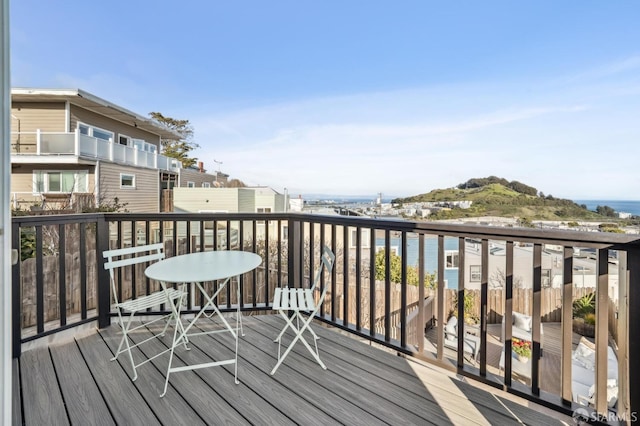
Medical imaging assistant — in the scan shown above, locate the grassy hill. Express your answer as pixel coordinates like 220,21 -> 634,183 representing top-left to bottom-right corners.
393,181 -> 605,221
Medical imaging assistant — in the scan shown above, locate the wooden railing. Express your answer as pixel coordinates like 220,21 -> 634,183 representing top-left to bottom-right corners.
11,211 -> 640,422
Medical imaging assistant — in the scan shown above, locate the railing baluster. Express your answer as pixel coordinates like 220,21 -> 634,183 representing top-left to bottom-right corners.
436,235 -> 444,361
595,248 -> 609,415
58,224 -> 66,327
343,225 -> 349,326
532,243 -> 542,395
480,238 -> 488,376
504,241 -> 514,386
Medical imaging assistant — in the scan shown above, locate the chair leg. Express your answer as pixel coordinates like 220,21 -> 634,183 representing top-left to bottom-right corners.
113,313 -> 140,382
271,312 -> 326,375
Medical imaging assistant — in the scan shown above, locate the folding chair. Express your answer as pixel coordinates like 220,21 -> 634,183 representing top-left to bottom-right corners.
103,243 -> 188,381
271,245 -> 335,375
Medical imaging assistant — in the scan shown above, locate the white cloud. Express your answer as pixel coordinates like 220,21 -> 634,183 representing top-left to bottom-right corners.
191,56 -> 640,200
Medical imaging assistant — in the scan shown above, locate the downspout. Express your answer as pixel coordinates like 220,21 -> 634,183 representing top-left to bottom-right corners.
64,100 -> 70,132
95,160 -> 100,208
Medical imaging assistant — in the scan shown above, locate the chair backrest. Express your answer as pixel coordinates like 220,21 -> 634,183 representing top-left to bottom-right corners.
103,243 -> 165,304
309,246 -> 336,300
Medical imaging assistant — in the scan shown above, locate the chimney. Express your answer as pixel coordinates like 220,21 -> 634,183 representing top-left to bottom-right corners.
198,161 -> 204,173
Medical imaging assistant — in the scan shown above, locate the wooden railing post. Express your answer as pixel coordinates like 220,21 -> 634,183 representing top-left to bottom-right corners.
627,248 -> 640,420
96,214 -> 111,328
287,216 -> 301,289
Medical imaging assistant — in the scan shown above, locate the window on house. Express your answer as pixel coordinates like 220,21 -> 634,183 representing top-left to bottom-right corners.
202,182 -> 211,188
187,181 -> 195,188
33,170 -> 88,193
118,135 -> 131,146
257,207 -> 272,213
349,228 -> 371,248
78,123 -> 114,142
542,269 -> 552,287
445,251 -> 459,269
120,174 -> 136,188
470,265 -> 481,282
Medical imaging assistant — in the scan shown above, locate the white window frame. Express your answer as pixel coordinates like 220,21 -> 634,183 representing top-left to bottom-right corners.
120,173 -> 136,189
257,207 -> 272,213
349,228 -> 371,248
32,170 -> 88,194
187,181 -> 195,188
118,134 -> 132,147
202,182 -> 211,188
542,268 -> 552,287
78,122 -> 114,142
470,265 -> 481,282
445,250 -> 459,269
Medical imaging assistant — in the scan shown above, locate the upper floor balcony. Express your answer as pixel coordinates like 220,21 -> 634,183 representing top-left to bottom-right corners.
10,212 -> 640,424
10,129 -> 182,172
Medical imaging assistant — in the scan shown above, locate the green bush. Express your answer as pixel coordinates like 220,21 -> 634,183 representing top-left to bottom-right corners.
573,292 -> 595,318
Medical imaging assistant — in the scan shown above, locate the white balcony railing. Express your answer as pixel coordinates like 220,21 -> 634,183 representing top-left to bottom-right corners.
11,129 -> 182,172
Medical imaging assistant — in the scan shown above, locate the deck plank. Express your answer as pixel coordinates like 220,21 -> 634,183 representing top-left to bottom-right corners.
99,326 -> 212,426
145,321 -> 298,426
246,317 -> 442,425
12,359 -> 22,426
186,318 -> 359,425
49,341 -> 115,426
20,347 -> 69,425
76,332 -> 161,425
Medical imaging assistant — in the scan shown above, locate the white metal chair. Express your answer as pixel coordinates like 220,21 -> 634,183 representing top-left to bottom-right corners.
103,243 -> 188,382
270,245 -> 335,375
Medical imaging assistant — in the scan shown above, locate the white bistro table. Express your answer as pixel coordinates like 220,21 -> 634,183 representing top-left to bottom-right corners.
145,250 -> 262,397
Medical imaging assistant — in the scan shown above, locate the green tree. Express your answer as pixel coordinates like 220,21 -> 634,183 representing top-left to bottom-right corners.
595,205 -> 616,217
374,249 -> 435,287
149,112 -> 199,168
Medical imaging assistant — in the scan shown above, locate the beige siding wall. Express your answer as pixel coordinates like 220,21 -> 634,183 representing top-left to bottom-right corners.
238,190 -> 255,212
178,168 -> 218,188
173,188 -> 257,213
11,102 -> 67,153
253,188 -> 286,212
70,105 -> 161,147
98,162 -> 159,212
11,102 -> 67,132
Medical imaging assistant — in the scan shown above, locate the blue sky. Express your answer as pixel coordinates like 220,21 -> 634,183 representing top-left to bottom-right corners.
10,1 -> 640,200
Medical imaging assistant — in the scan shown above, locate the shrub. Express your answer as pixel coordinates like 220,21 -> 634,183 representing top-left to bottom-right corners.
573,292 -> 595,318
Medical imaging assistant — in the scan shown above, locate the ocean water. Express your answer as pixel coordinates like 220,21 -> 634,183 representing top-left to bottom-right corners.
574,200 -> 640,216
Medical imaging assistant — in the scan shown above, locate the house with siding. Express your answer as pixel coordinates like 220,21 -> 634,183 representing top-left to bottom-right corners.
10,88 -> 183,213
173,186 -> 289,244
176,162 -> 228,189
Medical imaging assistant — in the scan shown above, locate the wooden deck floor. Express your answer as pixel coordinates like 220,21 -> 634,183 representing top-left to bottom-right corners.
13,315 -> 572,425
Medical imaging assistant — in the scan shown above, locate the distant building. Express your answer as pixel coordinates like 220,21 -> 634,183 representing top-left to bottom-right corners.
289,195 -> 304,212
173,186 -> 288,214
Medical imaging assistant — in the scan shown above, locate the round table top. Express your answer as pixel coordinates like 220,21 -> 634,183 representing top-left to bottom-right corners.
144,250 -> 262,283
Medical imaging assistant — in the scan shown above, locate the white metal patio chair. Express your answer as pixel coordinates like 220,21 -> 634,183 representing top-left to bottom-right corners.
270,245 -> 335,375
103,243 -> 188,382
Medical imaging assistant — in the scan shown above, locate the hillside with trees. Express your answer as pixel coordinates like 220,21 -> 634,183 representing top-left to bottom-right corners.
392,177 -> 611,221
